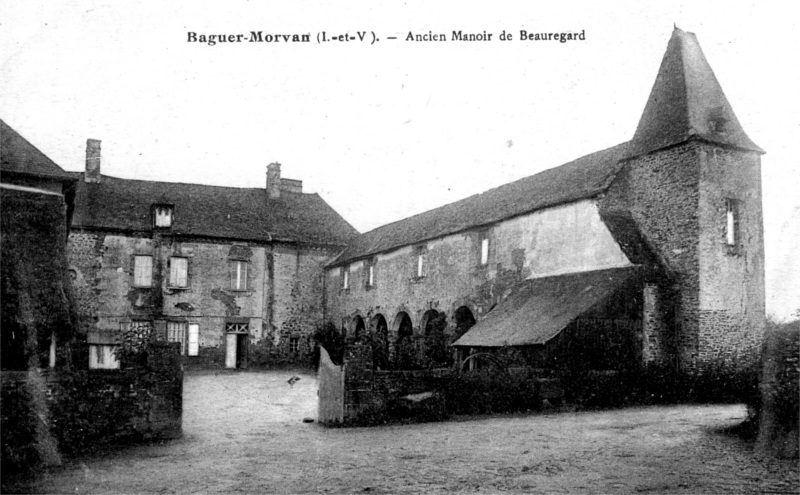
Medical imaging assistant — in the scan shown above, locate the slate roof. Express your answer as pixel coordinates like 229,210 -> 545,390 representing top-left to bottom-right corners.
451,266 -> 641,347
331,142 -> 630,266
70,173 -> 359,246
623,27 -> 763,160
0,119 -> 75,181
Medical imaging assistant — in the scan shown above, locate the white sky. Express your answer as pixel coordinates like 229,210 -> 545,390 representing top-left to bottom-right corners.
1,1 -> 798,320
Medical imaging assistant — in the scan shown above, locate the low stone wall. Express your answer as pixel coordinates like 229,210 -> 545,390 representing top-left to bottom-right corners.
47,342 -> 183,454
1,342 -> 182,471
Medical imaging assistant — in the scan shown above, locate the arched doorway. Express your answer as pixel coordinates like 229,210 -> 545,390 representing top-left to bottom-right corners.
393,312 -> 414,369
351,315 -> 366,341
454,306 -> 476,339
454,306 -> 477,366
371,314 -> 389,370
422,309 -> 449,367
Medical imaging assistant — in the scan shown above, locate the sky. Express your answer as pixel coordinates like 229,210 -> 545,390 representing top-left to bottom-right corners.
1,1 -> 798,320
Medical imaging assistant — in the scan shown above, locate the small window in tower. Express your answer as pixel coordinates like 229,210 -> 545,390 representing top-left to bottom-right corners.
289,337 -> 300,353
725,198 -> 740,252
342,265 -> 350,290
153,205 -> 174,228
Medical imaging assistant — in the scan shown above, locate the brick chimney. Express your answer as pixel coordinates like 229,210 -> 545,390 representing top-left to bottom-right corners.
85,139 -> 101,183
267,162 -> 281,199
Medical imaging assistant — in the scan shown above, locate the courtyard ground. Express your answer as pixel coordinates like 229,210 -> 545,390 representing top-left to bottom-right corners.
11,370 -> 798,494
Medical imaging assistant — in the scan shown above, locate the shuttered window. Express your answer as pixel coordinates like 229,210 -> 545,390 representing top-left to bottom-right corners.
169,257 -> 188,288
133,255 -> 153,287
167,322 -> 187,355
230,261 -> 248,291
187,324 -> 199,356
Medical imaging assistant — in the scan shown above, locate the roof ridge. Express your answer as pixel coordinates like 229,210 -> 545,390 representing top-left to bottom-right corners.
358,141 -> 629,239
71,171 -> 318,194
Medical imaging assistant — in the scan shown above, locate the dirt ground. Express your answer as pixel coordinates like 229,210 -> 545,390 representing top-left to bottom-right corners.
13,370 -> 799,494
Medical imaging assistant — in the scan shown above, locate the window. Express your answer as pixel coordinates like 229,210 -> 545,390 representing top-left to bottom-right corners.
167,321 -> 187,355
415,247 -> 426,278
230,260 -> 248,291
89,345 -> 120,369
226,322 -> 249,333
366,259 -> 375,288
725,198 -> 739,247
133,255 -> 153,287
187,324 -> 199,356
289,337 -> 300,353
169,257 -> 188,288
342,266 -> 350,290
153,205 -> 173,228
480,233 -> 490,266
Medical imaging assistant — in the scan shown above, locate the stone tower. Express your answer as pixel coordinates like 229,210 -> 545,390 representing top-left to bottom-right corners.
613,27 -> 766,369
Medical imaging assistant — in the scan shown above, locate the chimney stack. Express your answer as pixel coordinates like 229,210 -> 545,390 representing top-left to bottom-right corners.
85,139 -> 101,183
267,162 -> 281,199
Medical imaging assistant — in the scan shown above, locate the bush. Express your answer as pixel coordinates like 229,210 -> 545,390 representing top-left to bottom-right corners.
442,368 -> 541,415
758,314 -> 800,457
554,358 -> 761,410
313,322 -> 345,366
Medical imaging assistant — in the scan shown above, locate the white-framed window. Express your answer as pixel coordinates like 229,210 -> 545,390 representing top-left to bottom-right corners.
480,235 -> 490,266
167,321 -> 187,355
342,266 -> 350,290
89,344 -> 120,369
154,205 -> 173,228
289,337 -> 300,353
187,324 -> 199,356
230,260 -> 248,291
133,255 -> 153,287
169,257 -> 188,288
416,247 -> 426,278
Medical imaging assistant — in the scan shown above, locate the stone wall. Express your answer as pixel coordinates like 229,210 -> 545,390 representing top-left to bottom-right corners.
606,141 -> 765,369
696,146 -> 765,362
45,342 -> 183,453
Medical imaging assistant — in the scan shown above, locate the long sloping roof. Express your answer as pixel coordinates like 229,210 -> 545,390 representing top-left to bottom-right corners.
0,119 -> 75,181
451,266 -> 640,348
70,173 -> 359,245
623,27 -> 763,160
332,142 -> 630,265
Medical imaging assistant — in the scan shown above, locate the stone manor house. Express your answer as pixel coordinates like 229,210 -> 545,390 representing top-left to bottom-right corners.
2,27 -> 765,372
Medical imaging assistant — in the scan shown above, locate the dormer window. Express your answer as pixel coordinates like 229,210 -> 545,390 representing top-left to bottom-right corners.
153,205 -> 174,228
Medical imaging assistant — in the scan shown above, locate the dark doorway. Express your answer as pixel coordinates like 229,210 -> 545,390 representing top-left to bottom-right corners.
394,312 -> 414,369
371,314 -> 389,370
236,334 -> 249,368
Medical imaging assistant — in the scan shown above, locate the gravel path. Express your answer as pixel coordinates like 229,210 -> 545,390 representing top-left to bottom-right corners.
17,370 -> 798,494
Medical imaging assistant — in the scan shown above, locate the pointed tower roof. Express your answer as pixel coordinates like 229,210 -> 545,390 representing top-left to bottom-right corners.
623,27 -> 763,160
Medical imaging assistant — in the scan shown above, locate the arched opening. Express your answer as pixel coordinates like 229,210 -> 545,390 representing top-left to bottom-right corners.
351,315 -> 366,341
393,312 -> 414,369
454,306 -> 476,339
422,309 -> 450,367
371,314 -> 389,370
454,306 -> 477,366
